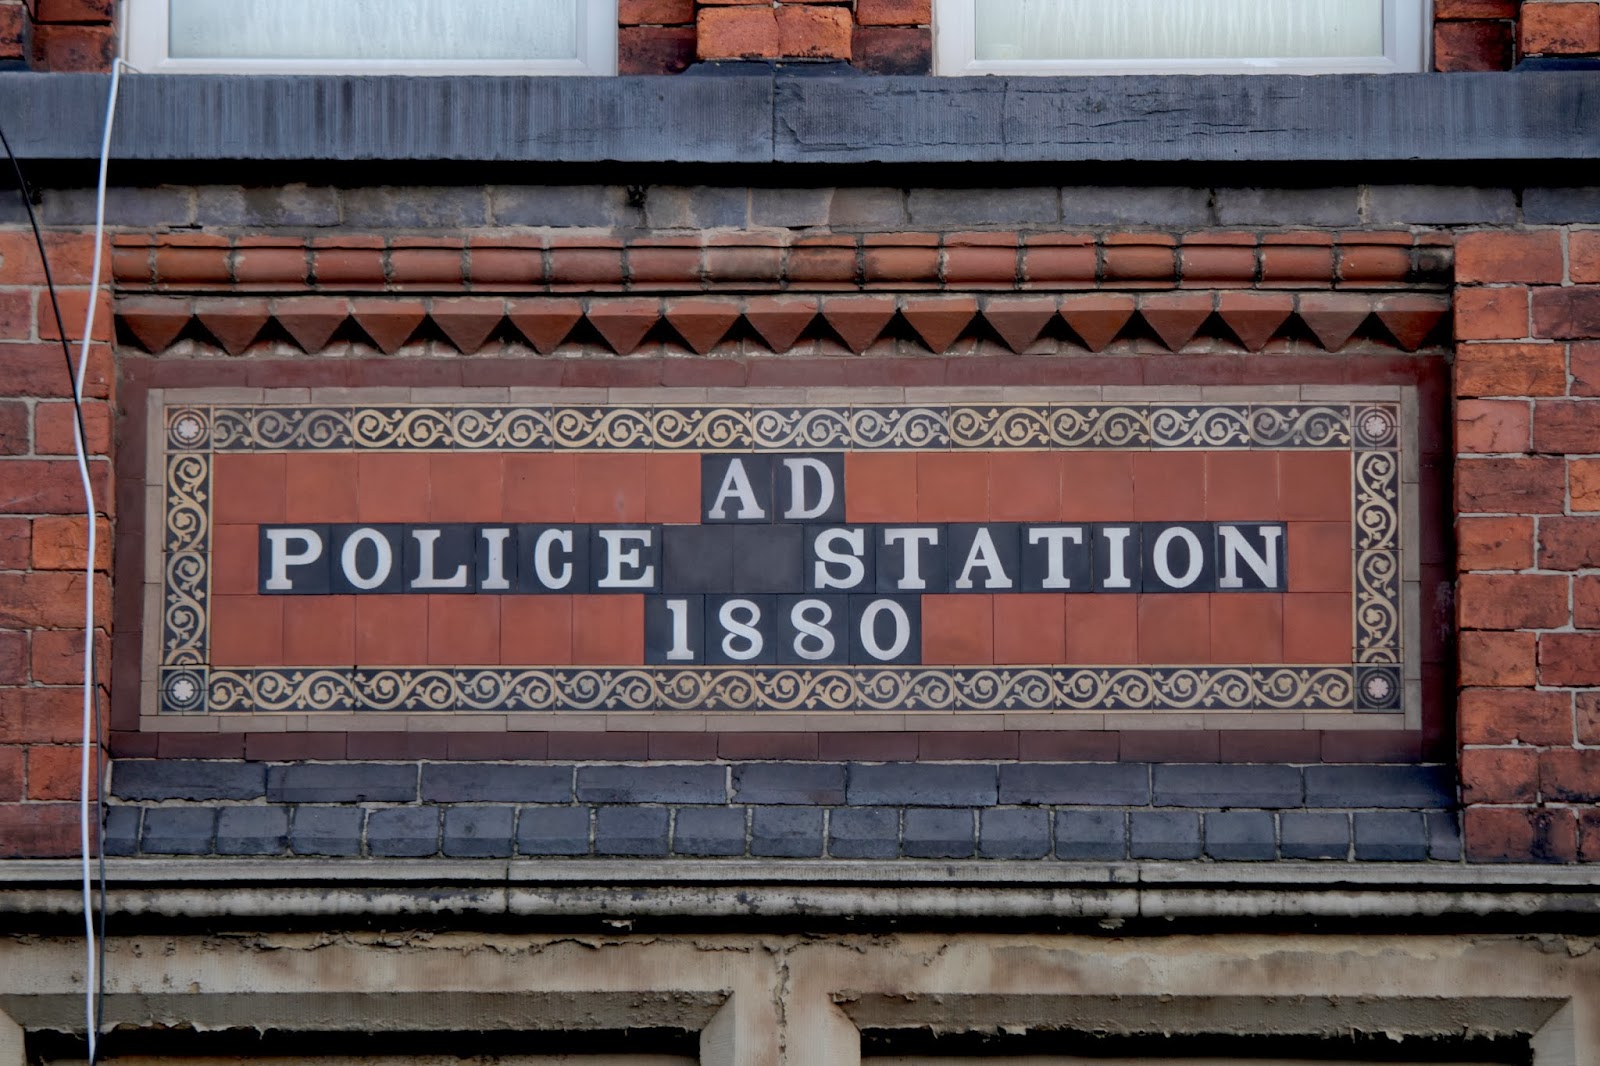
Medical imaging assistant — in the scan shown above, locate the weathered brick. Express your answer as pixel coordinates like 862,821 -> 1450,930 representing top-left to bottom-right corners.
1458,573 -> 1570,630
1455,286 -> 1529,340
847,763 -> 996,807
1432,19 -> 1515,71
1203,810 -> 1276,861
1367,186 -> 1515,225
902,807 -> 975,859
1460,688 -> 1573,746
1153,764 -> 1302,809
1533,400 -> 1600,453
365,806 -> 439,858
1129,811 -> 1201,859
1533,285 -> 1600,339
517,807 -> 590,856
673,807 -> 746,856
31,516 -> 111,571
442,806 -> 514,858
1521,1 -> 1600,53
101,806 -> 141,856
775,4 -> 852,59
492,186 -> 639,228
1465,806 -> 1577,863
1051,809 -> 1124,861
0,460 -> 112,517
697,6 -> 780,58
1458,516 -> 1535,570
1572,231 -> 1600,284
576,764 -> 726,804
1353,811 -> 1429,861
215,806 -> 290,856
750,807 -> 823,858
1577,458 -> 1600,512
1456,457 -> 1567,514
851,25 -> 931,74
1540,632 -> 1600,685
999,763 -> 1149,806
1525,187 -> 1600,224
26,745 -> 84,801
141,807 -> 215,855
619,0 -> 693,25
1459,630 -> 1538,686
420,763 -> 571,804
0,802 -> 79,857
1214,187 -> 1359,227
906,188 -> 1058,228
1456,230 -> 1565,283
1455,398 -> 1530,454
1540,748 -> 1600,802
750,188 -> 832,229
618,24 -> 697,74
1279,811 -> 1349,859
267,763 -> 416,803
1303,765 -> 1455,808
732,763 -> 845,805
594,807 -> 669,857
856,0 -> 930,25
1576,574 -> 1600,628
112,759 -> 265,801
1461,748 -> 1540,804
977,808 -> 1050,859
289,806 -> 363,857
827,806 -> 898,858
642,186 -> 747,229
1454,342 -> 1566,396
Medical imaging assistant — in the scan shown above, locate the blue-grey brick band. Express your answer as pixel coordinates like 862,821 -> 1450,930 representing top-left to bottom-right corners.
289,807 -> 363,857
828,807 -> 899,859
113,759 -> 265,801
517,807 -> 591,856
595,807 -> 670,857
751,808 -> 824,858
268,763 -> 417,804
216,806 -> 290,856
674,807 -> 748,857
140,807 -> 216,855
367,807 -> 441,858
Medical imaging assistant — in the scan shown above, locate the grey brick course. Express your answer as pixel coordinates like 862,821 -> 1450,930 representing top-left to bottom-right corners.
827,807 -> 899,859
1524,186 -> 1600,224
140,807 -> 215,855
421,763 -> 571,804
733,763 -> 846,805
1426,811 -> 1463,862
1303,765 -> 1454,809
577,765 -> 726,805
1053,810 -> 1125,861
594,807 -> 670,857
1366,184 -> 1516,224
903,808 -> 976,859
517,807 -> 591,856
289,807 -> 364,857
1154,764 -> 1302,809
101,807 -> 142,856
194,183 -> 339,227
443,806 -> 515,858
978,808 -> 1050,860
367,807 -> 440,858
907,187 -> 1059,227
847,763 -> 996,807
1280,811 -> 1350,860
751,808 -> 824,858
827,187 -> 905,228
1214,187 -> 1360,227
42,186 -> 195,227
1130,811 -> 1202,860
644,186 -> 747,229
1060,186 -> 1213,226
215,806 -> 289,856
750,187 -> 832,228
1204,811 -> 1276,861
340,185 -> 488,227
268,763 -> 417,803
673,807 -> 747,857
1354,811 -> 1428,862
113,759 -> 266,801
1000,763 -> 1148,806
491,185 -> 640,228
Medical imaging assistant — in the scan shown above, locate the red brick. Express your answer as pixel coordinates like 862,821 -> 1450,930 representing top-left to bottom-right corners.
857,0 -> 930,25
1458,515 -> 1535,570
1454,286 -> 1529,340
1456,457 -> 1567,514
0,6 -> 20,60
1337,244 -> 1411,285
1533,399 -> 1600,453
1461,747 -> 1540,804
1455,398 -> 1529,453
31,22 -> 114,71
1458,630 -> 1537,686
0,686 -> 101,744
0,343 -> 112,399
0,458 -> 111,516
1456,230 -> 1565,283
1533,285 -> 1600,339
25,745 -> 86,801
0,746 -> 20,802
0,632 -> 24,685
0,802 -> 82,857
1521,1 -> 1600,53
0,571 -> 108,629
1570,232 -> 1600,284
1540,517 -> 1600,569
30,628 -> 107,686
619,0 -> 693,24
33,400 -> 111,455
776,4 -> 852,58
1576,459 -> 1600,512
1458,572 -> 1569,630
1460,688 -> 1573,746
1579,691 -> 1600,743
1580,809 -> 1600,862
1432,19 -> 1515,70
1575,574 -> 1600,628
32,0 -> 114,21
1540,632 -> 1600,685
0,517 -> 28,569
697,6 -> 780,58
1541,748 -> 1600,802
1464,806 -> 1577,863
0,402 -> 25,455
1435,0 -> 1517,16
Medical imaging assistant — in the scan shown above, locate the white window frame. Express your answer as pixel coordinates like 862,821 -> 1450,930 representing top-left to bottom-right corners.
123,0 -> 618,76
933,0 -> 1431,76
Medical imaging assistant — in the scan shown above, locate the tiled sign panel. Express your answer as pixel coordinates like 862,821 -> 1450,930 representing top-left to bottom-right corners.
144,387 -> 1418,732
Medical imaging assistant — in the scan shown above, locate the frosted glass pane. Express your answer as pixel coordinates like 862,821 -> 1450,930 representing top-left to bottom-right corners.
168,0 -> 580,60
974,0 -> 1386,61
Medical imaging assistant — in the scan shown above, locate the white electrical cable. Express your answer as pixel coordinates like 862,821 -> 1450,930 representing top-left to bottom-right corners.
77,13 -> 128,1057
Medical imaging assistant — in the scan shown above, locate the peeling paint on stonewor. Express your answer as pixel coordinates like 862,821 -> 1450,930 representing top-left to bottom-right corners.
144,389 -> 1415,724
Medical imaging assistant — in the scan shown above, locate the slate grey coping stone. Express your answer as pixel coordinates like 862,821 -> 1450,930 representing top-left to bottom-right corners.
1129,811 -> 1202,860
847,763 -> 997,807
1354,811 -> 1429,862
289,807 -> 364,857
139,807 -> 215,856
113,760 -> 265,801
732,763 -> 846,806
443,806 -> 516,859
1054,810 -> 1126,861
215,806 -> 290,856
1154,764 -> 1302,809
421,763 -> 572,804
903,808 -> 976,859
1303,765 -> 1454,810
827,807 -> 899,859
517,807 -> 591,857
267,763 -> 417,804
673,807 -> 747,857
751,808 -> 824,858
366,807 -> 441,858
577,765 -> 727,805
1279,811 -> 1351,860
594,807 -> 670,857
1203,811 -> 1276,862
101,807 -> 142,857
978,808 -> 1050,860
999,763 -> 1149,806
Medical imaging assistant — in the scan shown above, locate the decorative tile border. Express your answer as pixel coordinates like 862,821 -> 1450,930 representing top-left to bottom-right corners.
144,386 -> 1416,730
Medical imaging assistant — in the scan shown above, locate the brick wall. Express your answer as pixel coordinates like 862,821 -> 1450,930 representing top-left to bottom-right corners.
0,225 -> 114,857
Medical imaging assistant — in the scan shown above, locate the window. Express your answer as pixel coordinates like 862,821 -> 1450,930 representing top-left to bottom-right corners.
934,0 -> 1430,76
123,0 -> 617,75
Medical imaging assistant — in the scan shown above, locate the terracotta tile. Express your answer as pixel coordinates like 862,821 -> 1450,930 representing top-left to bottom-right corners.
208,594 -> 283,665
1279,451 -> 1352,521
1063,593 -> 1138,664
428,595 -> 502,665
429,453 -> 505,521
1288,522 -> 1353,593
1137,593 -> 1211,663
1204,451 -> 1280,519
645,452 -> 702,524
357,452 -> 431,523
211,523 -> 259,595
845,452 -> 919,523
573,453 -> 649,523
504,453 -> 576,522
355,595 -> 428,665
501,595 -> 573,665
992,593 -> 1066,664
571,594 -> 645,664
281,596 -> 356,666
1282,592 -> 1352,664
211,454 -> 286,524
1059,452 -> 1136,521
988,452 -> 1061,521
921,594 -> 994,664
1209,594 -> 1284,663
1133,451 -> 1206,521
917,452 -> 990,521
284,452 -> 358,522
